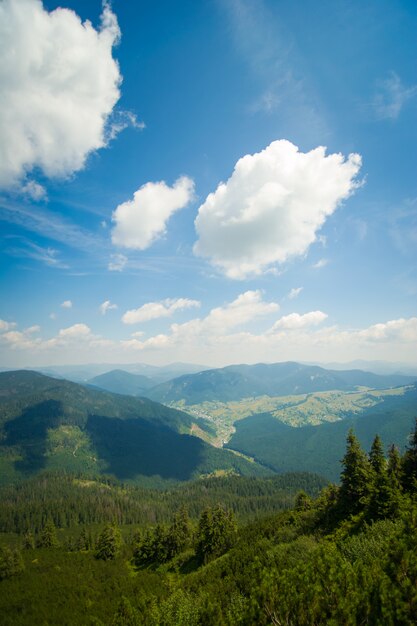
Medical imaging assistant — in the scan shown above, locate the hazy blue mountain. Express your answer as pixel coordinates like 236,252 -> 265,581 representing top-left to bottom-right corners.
30,362 -> 209,384
146,361 -> 417,404
0,371 -> 271,486
87,369 -> 155,396
226,383 -> 417,481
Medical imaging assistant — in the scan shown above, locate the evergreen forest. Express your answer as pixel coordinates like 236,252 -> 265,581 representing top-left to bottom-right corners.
1,420 -> 417,625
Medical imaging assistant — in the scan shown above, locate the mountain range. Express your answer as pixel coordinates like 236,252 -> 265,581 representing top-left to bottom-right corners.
146,362 -> 416,404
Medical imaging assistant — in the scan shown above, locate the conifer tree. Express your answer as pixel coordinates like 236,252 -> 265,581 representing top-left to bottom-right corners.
37,519 -> 59,548
337,430 -> 372,518
369,434 -> 386,474
367,435 -> 393,520
388,443 -> 402,488
196,505 -> 237,563
23,530 -> 35,550
95,524 -> 122,560
0,547 -> 25,580
402,418 -> 417,493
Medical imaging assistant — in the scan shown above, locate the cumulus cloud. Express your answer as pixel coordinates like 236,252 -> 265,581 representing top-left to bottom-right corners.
0,0 -> 121,189
357,317 -> 417,342
122,298 -> 200,325
99,300 -> 118,315
271,311 -> 328,331
111,176 -> 195,250
0,319 -> 16,332
373,72 -> 417,120
122,291 -> 279,351
288,287 -> 303,300
194,140 -> 362,278
60,300 -> 72,309
108,253 -> 128,272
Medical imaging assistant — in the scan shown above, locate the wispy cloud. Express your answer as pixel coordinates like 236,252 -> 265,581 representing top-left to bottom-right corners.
220,0 -> 328,136
372,72 -> 417,120
108,253 -> 128,272
3,237 -> 69,269
312,258 -> 328,269
0,199 -> 103,254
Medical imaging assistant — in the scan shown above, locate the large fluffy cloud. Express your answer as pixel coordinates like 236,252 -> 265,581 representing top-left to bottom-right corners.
0,0 -> 121,188
122,298 -> 200,325
194,140 -> 362,278
111,177 -> 194,250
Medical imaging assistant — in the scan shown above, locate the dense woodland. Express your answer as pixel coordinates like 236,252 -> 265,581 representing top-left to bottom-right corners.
1,420 -> 417,625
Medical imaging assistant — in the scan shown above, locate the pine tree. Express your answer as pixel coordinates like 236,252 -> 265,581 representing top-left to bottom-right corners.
367,435 -> 393,521
166,507 -> 191,560
22,530 -> 35,550
402,418 -> 417,493
196,505 -> 237,563
388,444 -> 402,488
337,430 -> 372,518
369,435 -> 386,474
37,519 -> 59,548
95,524 -> 122,560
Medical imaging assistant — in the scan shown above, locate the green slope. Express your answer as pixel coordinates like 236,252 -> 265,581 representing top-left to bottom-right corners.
226,383 -> 417,481
0,371 -> 272,486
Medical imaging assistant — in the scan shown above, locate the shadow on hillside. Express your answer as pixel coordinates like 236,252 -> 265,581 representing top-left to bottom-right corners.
86,414 -> 205,481
2,400 -> 63,475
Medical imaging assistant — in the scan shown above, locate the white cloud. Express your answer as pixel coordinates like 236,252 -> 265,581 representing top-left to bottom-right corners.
271,311 -> 328,331
194,140 -> 362,278
122,298 -> 200,325
108,253 -> 127,271
57,323 -> 90,339
99,300 -> 118,315
107,110 -> 145,140
357,317 -> 417,343
21,180 -> 47,201
288,287 -> 303,300
0,319 -> 16,332
25,325 -> 41,334
111,176 -> 195,250
49,312 -> 56,320
123,290 -> 279,352
373,72 -> 417,120
0,0 -> 121,189
312,258 -> 328,269
60,300 -> 72,309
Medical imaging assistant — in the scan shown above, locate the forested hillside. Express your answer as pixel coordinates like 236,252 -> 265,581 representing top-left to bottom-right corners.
1,421 -> 417,625
0,371 -> 270,486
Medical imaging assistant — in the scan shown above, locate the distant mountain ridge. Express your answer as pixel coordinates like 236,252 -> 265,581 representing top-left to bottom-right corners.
0,371 -> 272,486
87,369 -> 155,396
146,361 -> 417,404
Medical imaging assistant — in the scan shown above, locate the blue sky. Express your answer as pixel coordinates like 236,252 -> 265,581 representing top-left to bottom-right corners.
0,0 -> 416,367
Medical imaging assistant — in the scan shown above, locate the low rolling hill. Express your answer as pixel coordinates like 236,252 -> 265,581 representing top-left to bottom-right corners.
0,371 -> 272,486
